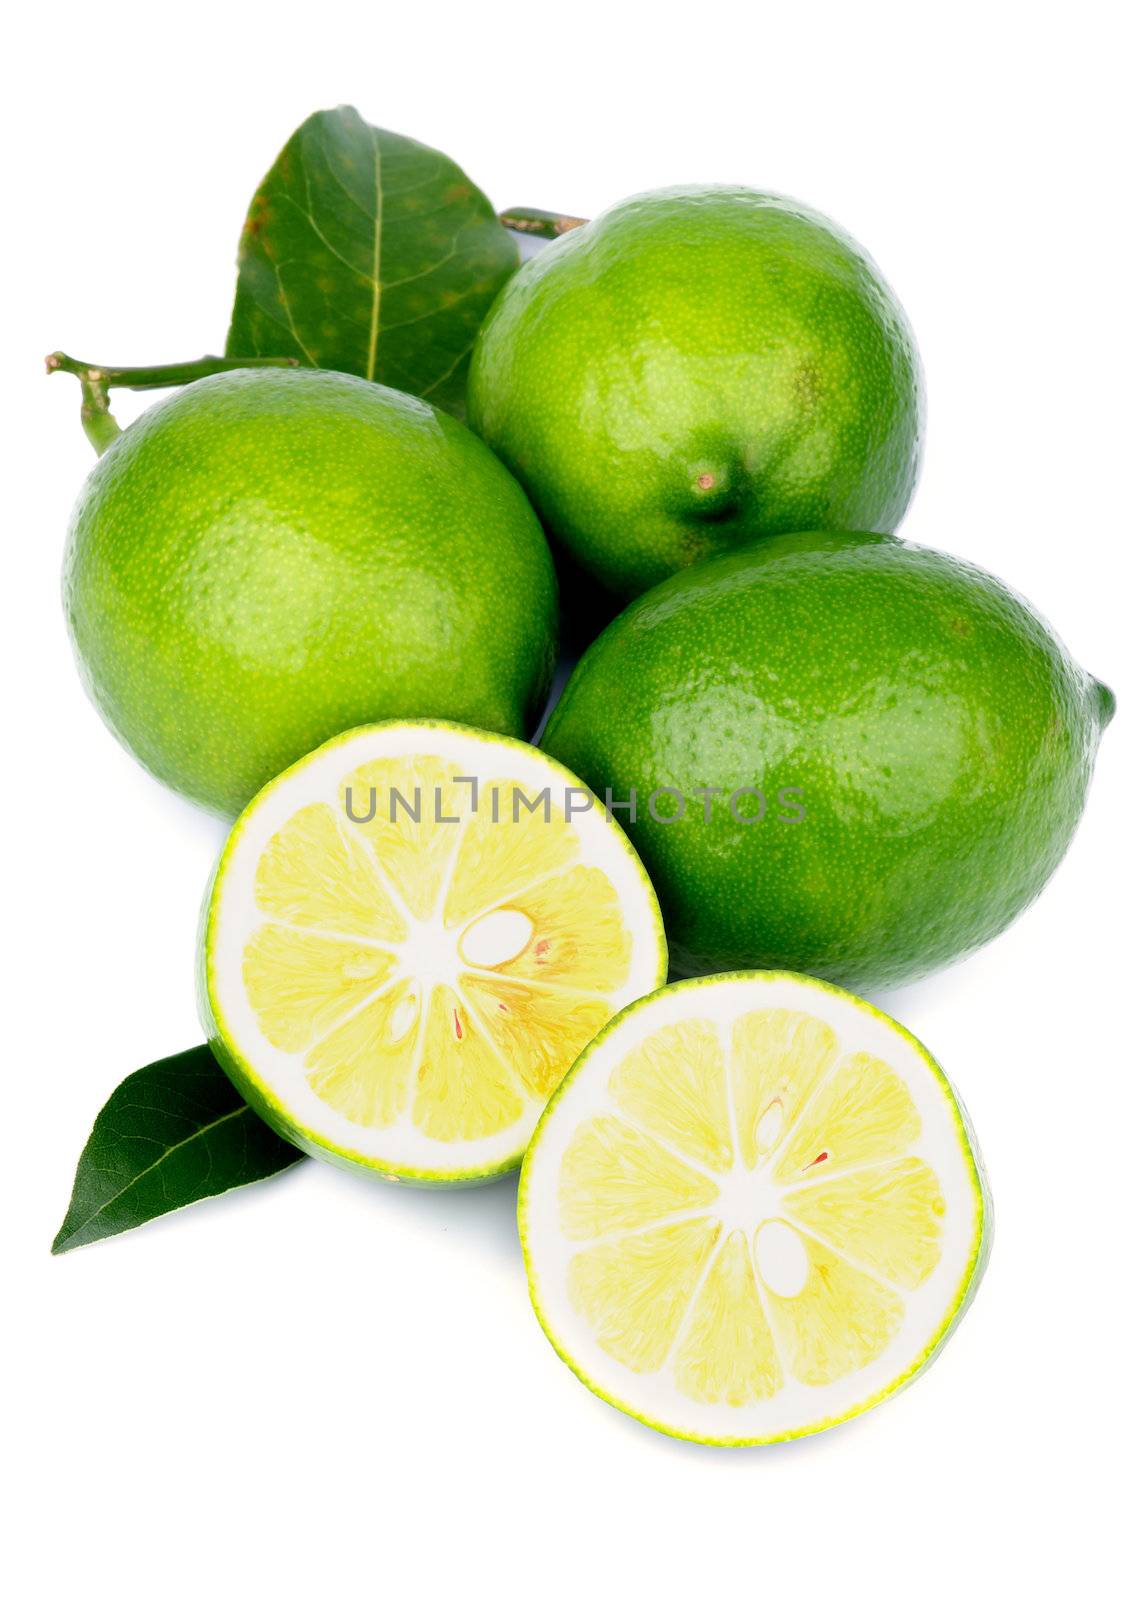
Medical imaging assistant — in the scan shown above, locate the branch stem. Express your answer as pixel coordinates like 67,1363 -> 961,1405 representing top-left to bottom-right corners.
45,351 -> 300,456
499,207 -> 588,241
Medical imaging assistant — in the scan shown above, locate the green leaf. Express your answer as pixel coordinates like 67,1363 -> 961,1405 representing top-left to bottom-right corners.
225,105 -> 519,417
52,1045 -> 303,1253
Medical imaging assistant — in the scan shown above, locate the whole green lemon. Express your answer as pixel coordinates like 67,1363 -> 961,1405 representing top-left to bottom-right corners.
63,368 -> 558,815
541,532 -> 1113,990
469,186 -> 923,603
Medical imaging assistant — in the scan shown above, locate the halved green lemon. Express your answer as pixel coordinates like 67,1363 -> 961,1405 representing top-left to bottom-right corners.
200,721 -> 667,1184
519,972 -> 991,1443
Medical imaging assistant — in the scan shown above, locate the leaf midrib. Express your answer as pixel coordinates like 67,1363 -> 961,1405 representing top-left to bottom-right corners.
366,129 -> 383,381
54,1103 -> 251,1249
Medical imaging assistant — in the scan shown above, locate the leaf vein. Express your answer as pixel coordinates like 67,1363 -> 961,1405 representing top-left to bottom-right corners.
59,1106 -> 251,1242
366,128 -> 384,382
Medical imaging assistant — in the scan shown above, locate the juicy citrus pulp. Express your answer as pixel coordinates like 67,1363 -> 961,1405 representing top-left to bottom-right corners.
519,973 -> 990,1443
201,722 -> 667,1183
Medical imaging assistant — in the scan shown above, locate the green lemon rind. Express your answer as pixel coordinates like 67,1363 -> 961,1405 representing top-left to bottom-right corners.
65,368 -> 558,817
200,719 -> 670,1188
469,185 -> 923,603
518,969 -> 992,1445
540,529 -> 1113,990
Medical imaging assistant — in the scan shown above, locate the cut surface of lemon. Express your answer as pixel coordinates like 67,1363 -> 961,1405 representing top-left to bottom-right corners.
201,722 -> 667,1184
519,972 -> 990,1443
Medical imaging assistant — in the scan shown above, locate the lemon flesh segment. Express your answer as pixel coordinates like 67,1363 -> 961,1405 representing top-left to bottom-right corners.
343,755 -> 467,921
254,802 -> 407,941
202,721 -> 667,1184
673,1230 -> 782,1405
568,1219 -> 721,1372
558,1117 -> 720,1241
444,781 -> 578,922
519,973 -> 990,1444
242,926 -> 397,1053
305,983 -> 419,1130
731,1007 -> 838,1168
610,1019 -> 733,1172
461,977 -> 614,1101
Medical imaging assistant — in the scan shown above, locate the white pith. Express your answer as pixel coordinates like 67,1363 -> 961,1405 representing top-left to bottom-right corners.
520,974 -> 984,1443
206,722 -> 666,1179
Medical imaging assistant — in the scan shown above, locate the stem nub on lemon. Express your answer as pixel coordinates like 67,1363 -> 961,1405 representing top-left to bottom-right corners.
542,530 -> 1114,990
63,368 -> 558,816
469,185 -> 923,604
520,971 -> 991,1445
199,722 -> 667,1185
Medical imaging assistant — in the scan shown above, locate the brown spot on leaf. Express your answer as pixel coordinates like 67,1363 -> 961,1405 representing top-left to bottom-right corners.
243,193 -> 271,242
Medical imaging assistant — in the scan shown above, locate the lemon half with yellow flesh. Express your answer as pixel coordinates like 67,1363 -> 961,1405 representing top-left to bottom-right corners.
200,722 -> 667,1184
519,972 -> 991,1443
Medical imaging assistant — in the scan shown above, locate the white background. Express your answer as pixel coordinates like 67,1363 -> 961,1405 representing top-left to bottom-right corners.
5,3 -> 1140,1594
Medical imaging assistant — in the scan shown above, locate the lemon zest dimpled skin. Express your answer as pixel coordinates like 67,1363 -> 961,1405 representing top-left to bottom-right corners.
469,186 -> 923,601
541,530 -> 1113,990
63,367 -> 558,815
